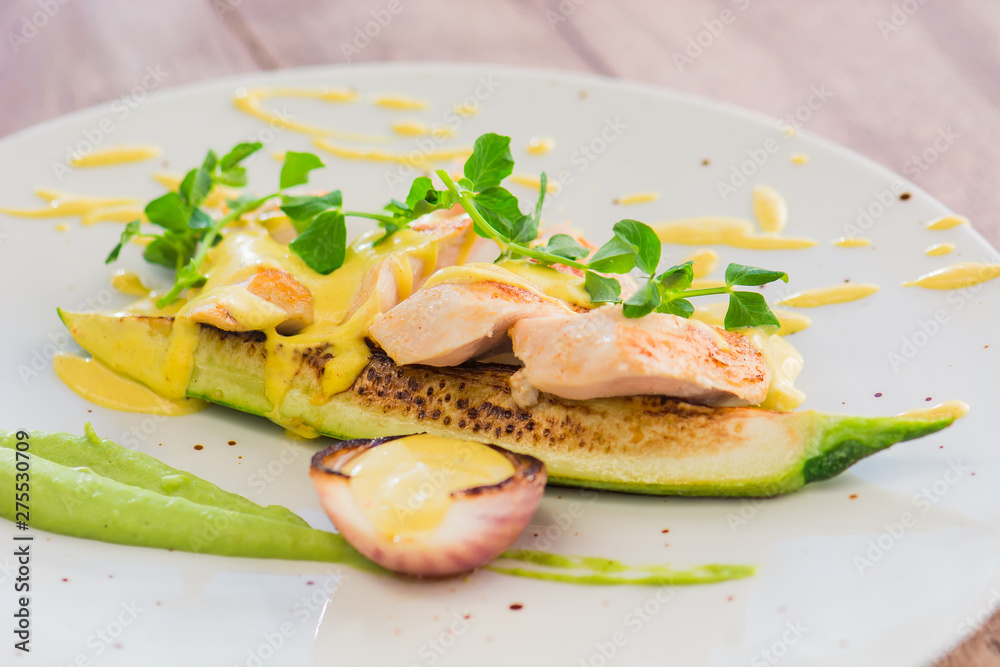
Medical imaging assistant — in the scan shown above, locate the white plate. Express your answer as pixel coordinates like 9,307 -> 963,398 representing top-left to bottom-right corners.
2,63 -> 998,667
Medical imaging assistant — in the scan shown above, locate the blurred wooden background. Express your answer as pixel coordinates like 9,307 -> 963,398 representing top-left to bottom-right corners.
1,1 -> 998,664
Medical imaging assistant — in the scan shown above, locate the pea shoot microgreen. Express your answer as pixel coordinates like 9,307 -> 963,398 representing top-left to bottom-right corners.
107,133 -> 788,329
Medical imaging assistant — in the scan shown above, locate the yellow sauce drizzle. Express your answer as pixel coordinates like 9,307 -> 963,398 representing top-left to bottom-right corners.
613,192 -> 660,205
926,215 -> 968,231
924,243 -> 955,257
778,283 -> 880,308
509,174 -> 561,193
527,136 -> 556,155
790,153 -> 809,164
0,190 -> 139,220
452,102 -> 480,117
752,185 -> 787,234
654,217 -> 817,250
55,224 -> 69,233
390,120 -> 432,137
233,87 -> 388,143
896,400 -> 969,421
81,205 -> 144,225
692,302 -> 811,335
346,434 -> 514,538
314,137 -> 472,167
54,353 -> 206,416
902,263 -> 1000,290
831,237 -> 872,248
69,145 -> 161,168
110,270 -> 151,296
372,94 -> 429,111
684,249 -> 718,278
739,329 -> 806,411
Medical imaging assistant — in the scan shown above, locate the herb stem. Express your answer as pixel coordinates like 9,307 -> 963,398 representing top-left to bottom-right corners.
343,211 -> 398,225
678,287 -> 730,298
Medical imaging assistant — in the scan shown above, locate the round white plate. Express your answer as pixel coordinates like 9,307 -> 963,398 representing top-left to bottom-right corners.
1,63 -> 998,667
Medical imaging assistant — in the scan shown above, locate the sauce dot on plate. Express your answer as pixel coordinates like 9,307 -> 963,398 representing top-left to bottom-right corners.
509,603 -> 524,611
228,440 -> 237,446
874,393 -> 883,398
193,444 -> 204,451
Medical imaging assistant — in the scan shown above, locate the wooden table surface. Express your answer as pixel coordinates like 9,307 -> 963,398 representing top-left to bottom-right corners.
2,1 -> 998,664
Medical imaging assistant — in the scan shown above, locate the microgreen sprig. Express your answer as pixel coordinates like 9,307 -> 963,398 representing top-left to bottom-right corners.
107,133 -> 789,329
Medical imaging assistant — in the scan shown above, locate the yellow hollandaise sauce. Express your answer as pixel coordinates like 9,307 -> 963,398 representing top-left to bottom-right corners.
831,237 -> 872,248
896,400 -> 970,421
372,94 -> 429,111
54,354 -> 206,416
752,185 -> 787,234
0,190 -> 139,221
692,302 -> 811,335
613,192 -> 660,205
452,102 -> 480,117
790,153 -> 808,164
740,329 -> 806,411
684,249 -> 719,278
233,87 -> 389,143
924,243 -> 955,257
778,283 -> 880,308
926,215 -> 968,231
345,434 -> 514,537
110,270 -> 152,296
69,145 -> 161,168
509,174 -> 560,193
526,136 -> 555,155
390,120 -> 455,138
902,263 -> 1000,290
60,219 -> 482,434
653,217 -> 817,250
313,137 -> 472,167
422,261 -> 592,311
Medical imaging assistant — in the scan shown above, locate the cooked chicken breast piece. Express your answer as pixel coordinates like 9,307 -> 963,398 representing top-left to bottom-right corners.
346,209 -> 477,317
369,280 -> 576,367
188,267 -> 313,335
508,306 -> 770,408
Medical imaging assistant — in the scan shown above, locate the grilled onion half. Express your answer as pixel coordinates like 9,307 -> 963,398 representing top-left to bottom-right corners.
309,433 -> 546,576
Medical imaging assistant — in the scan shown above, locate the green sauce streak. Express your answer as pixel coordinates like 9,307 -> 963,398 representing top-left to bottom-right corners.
489,549 -> 755,586
0,427 -> 755,586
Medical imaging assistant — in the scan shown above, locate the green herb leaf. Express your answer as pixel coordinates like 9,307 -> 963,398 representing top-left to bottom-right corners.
532,172 -> 547,226
473,186 -> 522,237
289,210 -> 347,274
612,219 -> 661,275
724,291 -> 781,330
187,207 -> 213,230
405,177 -> 435,209
622,280 -> 662,318
156,259 -> 206,308
584,271 -> 623,303
724,263 -> 789,287
182,151 -> 217,209
464,133 -> 514,191
586,235 -> 637,274
220,142 -> 262,171
280,191 -> 343,223
509,215 -> 539,244
657,297 -> 695,318
280,152 -> 325,190
105,220 -> 142,263
656,261 -> 695,292
543,234 -> 590,261
144,192 -> 190,232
